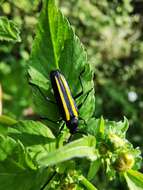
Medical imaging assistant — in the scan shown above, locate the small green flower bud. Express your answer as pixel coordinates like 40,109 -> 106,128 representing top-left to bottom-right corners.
114,153 -> 135,172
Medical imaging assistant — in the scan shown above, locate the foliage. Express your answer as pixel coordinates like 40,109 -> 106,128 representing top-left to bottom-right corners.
0,0 -> 143,190
0,16 -> 21,42
0,119 -> 98,190
59,0 -> 143,152
124,170 -> 143,190
28,0 -> 95,133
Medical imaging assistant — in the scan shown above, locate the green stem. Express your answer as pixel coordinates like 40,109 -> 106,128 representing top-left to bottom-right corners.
79,175 -> 98,190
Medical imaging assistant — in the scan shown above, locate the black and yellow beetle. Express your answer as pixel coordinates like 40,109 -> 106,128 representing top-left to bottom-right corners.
50,70 -> 79,134
29,69 -> 92,134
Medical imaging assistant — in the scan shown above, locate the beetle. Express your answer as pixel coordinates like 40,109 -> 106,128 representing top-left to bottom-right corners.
50,70 -> 79,134
29,68 -> 93,134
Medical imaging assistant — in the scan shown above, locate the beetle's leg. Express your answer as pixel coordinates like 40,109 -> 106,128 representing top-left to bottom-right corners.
67,134 -> 73,143
39,116 -> 62,124
76,130 -> 87,135
74,69 -> 84,100
77,88 -> 93,109
74,68 -> 94,106
74,75 -> 84,99
67,130 -> 86,143
41,117 -> 65,138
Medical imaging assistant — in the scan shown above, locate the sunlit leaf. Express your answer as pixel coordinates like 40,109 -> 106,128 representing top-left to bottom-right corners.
37,135 -> 97,167
28,0 -> 95,131
124,169 -> 143,190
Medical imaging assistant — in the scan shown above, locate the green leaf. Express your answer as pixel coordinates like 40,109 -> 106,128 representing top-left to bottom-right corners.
124,169 -> 143,190
0,161 -> 51,190
28,66 -> 50,90
0,17 -> 21,42
2,120 -> 57,168
8,120 -> 56,159
80,175 -> 98,190
28,0 -> 95,127
85,117 -> 106,138
104,117 -> 129,138
84,118 -> 100,136
0,135 -> 38,190
0,135 -> 16,161
86,117 -> 129,138
37,135 -> 97,167
87,159 -> 101,181
1,120 -> 55,169
9,120 -> 55,141
0,115 -> 18,126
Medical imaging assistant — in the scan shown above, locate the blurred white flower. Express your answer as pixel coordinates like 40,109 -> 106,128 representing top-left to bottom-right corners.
128,91 -> 138,102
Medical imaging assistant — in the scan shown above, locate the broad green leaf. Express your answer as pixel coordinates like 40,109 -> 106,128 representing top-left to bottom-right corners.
0,135 -> 16,161
37,135 -> 97,167
28,0 -> 95,129
8,120 -> 55,141
1,121 -> 52,170
124,170 -> 143,190
0,17 -> 21,42
8,120 -> 56,158
4,120 -> 57,166
28,66 -> 50,90
0,161 -> 51,190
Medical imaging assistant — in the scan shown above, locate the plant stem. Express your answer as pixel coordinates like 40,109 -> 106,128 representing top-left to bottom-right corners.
80,175 -> 98,190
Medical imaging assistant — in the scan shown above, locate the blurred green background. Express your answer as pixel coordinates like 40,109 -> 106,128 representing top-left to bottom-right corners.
0,0 -> 143,166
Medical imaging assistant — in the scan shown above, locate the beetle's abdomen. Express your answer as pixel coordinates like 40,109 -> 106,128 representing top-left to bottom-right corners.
50,70 -> 78,122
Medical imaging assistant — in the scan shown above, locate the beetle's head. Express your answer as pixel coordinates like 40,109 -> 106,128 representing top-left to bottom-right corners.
68,117 -> 78,134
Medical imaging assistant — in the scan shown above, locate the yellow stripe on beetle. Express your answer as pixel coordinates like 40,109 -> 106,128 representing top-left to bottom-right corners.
55,77 -> 70,121
60,75 -> 78,117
